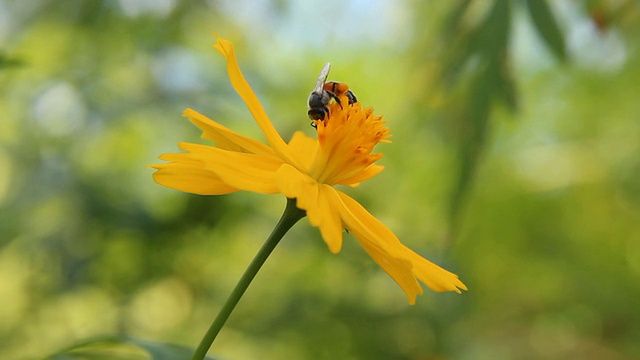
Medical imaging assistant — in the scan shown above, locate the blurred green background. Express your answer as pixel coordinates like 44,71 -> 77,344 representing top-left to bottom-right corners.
1,1 -> 640,359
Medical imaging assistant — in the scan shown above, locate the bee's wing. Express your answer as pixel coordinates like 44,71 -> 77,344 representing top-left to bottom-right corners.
312,62 -> 331,93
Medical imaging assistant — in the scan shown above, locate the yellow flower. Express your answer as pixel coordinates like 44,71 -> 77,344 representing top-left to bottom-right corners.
150,35 -> 467,304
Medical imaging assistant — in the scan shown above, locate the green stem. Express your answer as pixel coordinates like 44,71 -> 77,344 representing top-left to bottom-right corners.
191,198 -> 305,360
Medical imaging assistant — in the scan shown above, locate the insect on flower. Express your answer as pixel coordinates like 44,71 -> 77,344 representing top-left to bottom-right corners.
307,63 -> 358,125
150,36 -> 467,305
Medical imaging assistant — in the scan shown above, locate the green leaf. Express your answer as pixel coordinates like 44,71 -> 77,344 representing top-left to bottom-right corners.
131,338 -> 218,360
477,0 -> 512,57
524,0 -> 567,61
495,54 -> 519,112
439,0 -> 512,89
442,0 -> 473,38
46,336 -> 217,360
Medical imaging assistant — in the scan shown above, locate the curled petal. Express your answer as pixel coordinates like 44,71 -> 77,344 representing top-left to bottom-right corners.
333,191 -> 422,303
213,34 -> 304,170
407,249 -> 468,293
184,108 -> 275,156
357,238 -> 423,303
334,190 -> 466,304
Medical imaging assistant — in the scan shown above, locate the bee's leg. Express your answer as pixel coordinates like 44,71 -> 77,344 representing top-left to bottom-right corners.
327,82 -> 357,105
323,105 -> 330,119
327,91 -> 343,109
346,90 -> 358,105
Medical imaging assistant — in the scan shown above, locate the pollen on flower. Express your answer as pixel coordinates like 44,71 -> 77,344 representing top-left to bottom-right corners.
308,92 -> 391,186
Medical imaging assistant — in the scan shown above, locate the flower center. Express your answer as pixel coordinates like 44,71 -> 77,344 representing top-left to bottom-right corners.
309,93 -> 390,185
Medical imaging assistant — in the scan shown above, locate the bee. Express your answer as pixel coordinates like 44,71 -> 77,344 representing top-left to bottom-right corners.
307,63 -> 358,124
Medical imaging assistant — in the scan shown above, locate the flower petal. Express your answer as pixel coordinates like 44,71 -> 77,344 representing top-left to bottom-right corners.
334,190 -> 466,303
184,108 -> 276,156
356,238 -> 423,304
287,131 -> 317,169
407,249 -> 468,293
333,191 -> 422,303
213,34 -> 304,170
150,162 -> 238,195
168,142 -> 282,194
275,164 -> 343,253
275,163 -> 319,222
334,164 -> 385,186
316,185 -> 344,254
